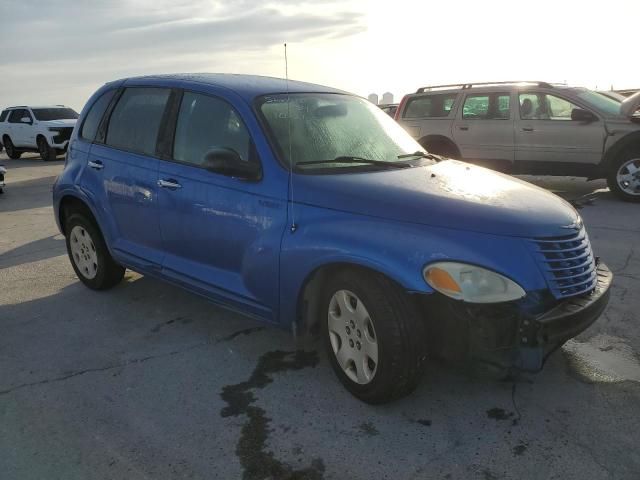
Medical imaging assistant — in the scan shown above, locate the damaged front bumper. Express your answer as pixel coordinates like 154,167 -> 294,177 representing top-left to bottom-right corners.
423,262 -> 613,372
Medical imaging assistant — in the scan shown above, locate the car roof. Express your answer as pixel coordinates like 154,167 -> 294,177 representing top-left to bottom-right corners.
4,105 -> 71,110
123,73 -> 348,101
409,83 -> 579,96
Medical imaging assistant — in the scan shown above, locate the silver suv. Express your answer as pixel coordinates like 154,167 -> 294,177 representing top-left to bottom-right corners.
395,81 -> 640,201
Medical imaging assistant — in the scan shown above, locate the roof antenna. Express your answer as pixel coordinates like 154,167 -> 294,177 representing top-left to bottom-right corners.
285,43 -> 297,233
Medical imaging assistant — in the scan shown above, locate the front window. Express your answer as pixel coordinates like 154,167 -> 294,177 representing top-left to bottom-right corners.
32,108 -> 79,121
258,93 -> 428,172
519,93 -> 581,120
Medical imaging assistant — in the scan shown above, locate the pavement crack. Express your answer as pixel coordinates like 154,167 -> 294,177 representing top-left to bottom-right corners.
215,326 -> 266,344
220,350 -> 322,480
0,342 -> 207,396
614,247 -> 635,274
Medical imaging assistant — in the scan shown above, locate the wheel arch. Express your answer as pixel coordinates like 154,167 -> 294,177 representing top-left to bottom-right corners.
293,260 -> 415,339
602,130 -> 640,171
417,134 -> 461,158
58,194 -> 100,236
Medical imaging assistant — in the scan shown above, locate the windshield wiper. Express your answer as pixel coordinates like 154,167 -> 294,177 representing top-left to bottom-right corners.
397,151 -> 442,161
296,156 -> 411,169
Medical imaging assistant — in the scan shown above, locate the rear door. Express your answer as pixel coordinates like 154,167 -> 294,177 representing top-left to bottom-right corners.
80,86 -> 170,269
156,90 -> 287,320
515,91 -> 604,166
452,91 -> 515,167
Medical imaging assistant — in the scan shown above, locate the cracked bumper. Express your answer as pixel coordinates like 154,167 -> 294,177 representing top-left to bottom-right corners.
422,263 -> 613,372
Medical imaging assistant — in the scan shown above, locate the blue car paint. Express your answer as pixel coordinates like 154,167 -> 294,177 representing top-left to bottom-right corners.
54,73 -> 582,330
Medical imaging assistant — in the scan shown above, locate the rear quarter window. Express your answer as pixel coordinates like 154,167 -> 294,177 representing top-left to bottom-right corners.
80,89 -> 116,142
0,110 -> 8,122
403,93 -> 457,119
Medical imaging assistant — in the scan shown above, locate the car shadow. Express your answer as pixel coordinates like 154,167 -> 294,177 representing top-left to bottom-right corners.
0,234 -> 66,269
0,175 -> 60,213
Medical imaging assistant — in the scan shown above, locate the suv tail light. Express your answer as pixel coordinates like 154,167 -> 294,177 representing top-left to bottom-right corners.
394,95 -> 409,121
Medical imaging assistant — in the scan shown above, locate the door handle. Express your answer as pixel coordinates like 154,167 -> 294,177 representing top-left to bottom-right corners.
458,126 -> 469,131
522,127 -> 534,132
157,179 -> 182,189
87,160 -> 103,170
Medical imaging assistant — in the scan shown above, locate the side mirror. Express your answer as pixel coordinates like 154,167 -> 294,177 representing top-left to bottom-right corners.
20,117 -> 32,124
202,147 -> 261,180
571,108 -> 597,123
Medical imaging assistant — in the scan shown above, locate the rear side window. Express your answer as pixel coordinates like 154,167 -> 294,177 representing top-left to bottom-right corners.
8,109 -> 27,123
81,89 -> 116,142
0,110 -> 8,122
403,94 -> 457,118
106,88 -> 170,156
463,93 -> 510,120
173,92 -> 252,166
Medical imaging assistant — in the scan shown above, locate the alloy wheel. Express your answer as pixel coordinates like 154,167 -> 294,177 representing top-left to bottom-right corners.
616,158 -> 640,196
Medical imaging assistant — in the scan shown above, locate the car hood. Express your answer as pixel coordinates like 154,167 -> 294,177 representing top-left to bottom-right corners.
620,91 -> 640,118
293,160 -> 580,238
40,119 -> 77,127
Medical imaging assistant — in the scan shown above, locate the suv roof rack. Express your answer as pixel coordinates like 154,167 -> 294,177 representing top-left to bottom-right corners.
416,81 -> 557,93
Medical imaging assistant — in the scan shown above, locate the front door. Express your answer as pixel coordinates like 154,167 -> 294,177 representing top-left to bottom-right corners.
8,109 -> 31,147
80,87 -> 170,269
515,92 -> 605,167
452,92 -> 515,168
157,91 -> 287,320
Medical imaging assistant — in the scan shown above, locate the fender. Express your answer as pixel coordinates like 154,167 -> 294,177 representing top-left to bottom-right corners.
278,203 -> 548,328
601,130 -> 640,171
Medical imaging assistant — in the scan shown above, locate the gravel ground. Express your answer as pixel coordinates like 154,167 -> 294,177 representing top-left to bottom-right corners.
1,153 -> 639,480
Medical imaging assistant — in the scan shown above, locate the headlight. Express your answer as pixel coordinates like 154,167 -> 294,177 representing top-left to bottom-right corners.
423,262 -> 526,303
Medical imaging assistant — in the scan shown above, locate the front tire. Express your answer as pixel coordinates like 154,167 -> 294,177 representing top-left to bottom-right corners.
64,212 -> 125,290
322,269 -> 427,404
37,136 -> 57,161
3,137 -> 21,159
606,150 -> 640,202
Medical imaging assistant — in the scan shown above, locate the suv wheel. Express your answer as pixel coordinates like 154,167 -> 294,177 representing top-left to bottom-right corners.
3,137 -> 21,159
607,150 -> 640,202
37,136 -> 57,161
322,269 -> 427,404
65,212 -> 125,290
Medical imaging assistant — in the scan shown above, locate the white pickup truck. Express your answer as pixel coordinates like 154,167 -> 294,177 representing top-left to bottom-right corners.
0,105 -> 78,161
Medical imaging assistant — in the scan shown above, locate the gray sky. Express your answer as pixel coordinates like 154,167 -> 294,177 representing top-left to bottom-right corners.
1,0 -> 638,111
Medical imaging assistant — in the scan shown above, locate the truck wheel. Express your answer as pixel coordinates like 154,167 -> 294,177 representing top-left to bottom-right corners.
607,150 -> 640,202
3,137 -> 21,159
65,212 -> 125,290
37,136 -> 57,161
322,269 -> 427,404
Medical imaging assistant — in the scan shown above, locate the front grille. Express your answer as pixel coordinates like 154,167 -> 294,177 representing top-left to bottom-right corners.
530,228 -> 598,299
52,127 -> 73,144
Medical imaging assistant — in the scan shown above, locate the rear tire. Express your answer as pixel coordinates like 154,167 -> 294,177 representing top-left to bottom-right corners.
606,149 -> 640,202
3,136 -> 21,159
321,269 -> 427,404
64,212 -> 125,290
37,136 -> 57,161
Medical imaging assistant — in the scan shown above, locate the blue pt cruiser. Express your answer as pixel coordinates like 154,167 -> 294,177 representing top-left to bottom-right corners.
53,74 -> 612,403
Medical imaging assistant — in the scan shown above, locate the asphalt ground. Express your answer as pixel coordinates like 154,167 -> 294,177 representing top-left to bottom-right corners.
1,153 -> 639,480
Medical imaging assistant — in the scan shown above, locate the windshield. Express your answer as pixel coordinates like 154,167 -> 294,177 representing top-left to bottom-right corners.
574,89 -> 621,116
32,108 -> 79,121
258,93 -> 428,172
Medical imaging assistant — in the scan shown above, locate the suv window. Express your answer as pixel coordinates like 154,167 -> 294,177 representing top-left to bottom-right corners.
403,94 -> 457,119
106,88 -> 171,156
0,110 -> 8,122
8,109 -> 29,123
81,90 -> 116,142
173,92 -> 252,166
463,93 -> 510,120
32,108 -> 79,121
519,93 -> 580,120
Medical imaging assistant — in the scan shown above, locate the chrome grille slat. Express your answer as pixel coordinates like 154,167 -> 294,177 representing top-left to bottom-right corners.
530,227 -> 598,299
